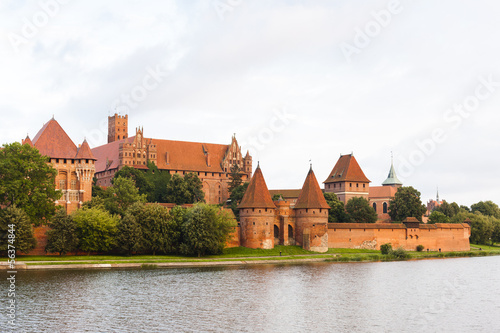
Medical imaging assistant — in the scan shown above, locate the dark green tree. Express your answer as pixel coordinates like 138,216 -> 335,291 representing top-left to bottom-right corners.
491,219 -> 500,244
451,212 -> 494,245
116,212 -> 143,255
104,176 -> 147,216
45,208 -> 79,255
145,161 -> 171,203
73,207 -> 119,254
164,173 -> 205,205
433,201 -> 460,217
271,193 -> 282,201
427,211 -> 450,224
0,206 -> 36,253
228,182 -> 249,219
228,164 -> 243,194
324,193 -> 349,222
184,172 -> 205,203
345,197 -> 377,223
91,177 -> 106,198
180,204 -> 236,257
113,165 -> 153,199
471,201 -> 500,219
388,186 -> 427,222
0,142 -> 60,224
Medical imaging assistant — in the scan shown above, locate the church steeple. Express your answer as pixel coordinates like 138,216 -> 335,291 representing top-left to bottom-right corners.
382,153 -> 402,187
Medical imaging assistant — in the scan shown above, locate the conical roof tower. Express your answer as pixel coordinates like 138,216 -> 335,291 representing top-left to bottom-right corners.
238,164 -> 275,209
295,166 -> 330,209
382,155 -> 402,187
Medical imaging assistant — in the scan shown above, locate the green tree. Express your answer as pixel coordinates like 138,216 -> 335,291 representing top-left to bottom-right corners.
91,176 -> 106,198
45,208 -> 79,255
471,201 -> 500,219
388,186 -> 427,222
271,193 -> 282,201
0,206 -> 36,253
180,204 -> 236,257
0,142 -> 60,224
434,201 -> 460,217
116,212 -> 143,255
428,211 -> 450,224
73,207 -> 119,254
228,164 -> 243,194
184,172 -> 205,203
228,182 -> 249,219
104,176 -> 146,216
451,212 -> 494,245
491,219 -> 500,244
145,161 -> 171,203
345,197 -> 377,223
113,165 -> 153,199
323,193 -> 348,222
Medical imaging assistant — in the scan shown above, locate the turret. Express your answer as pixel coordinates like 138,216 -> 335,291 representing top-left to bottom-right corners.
295,166 -> 330,252
238,164 -> 276,249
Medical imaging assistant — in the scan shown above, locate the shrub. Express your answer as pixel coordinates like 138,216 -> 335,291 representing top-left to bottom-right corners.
389,247 -> 409,259
416,245 -> 424,252
380,243 -> 392,255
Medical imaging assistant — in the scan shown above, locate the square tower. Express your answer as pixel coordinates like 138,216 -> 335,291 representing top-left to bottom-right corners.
108,113 -> 128,143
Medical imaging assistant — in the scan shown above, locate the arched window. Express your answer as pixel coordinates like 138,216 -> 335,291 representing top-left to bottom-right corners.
274,225 -> 279,241
373,202 -> 377,211
383,202 -> 388,214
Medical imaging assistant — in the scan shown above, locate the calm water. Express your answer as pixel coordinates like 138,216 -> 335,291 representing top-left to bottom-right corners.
2,257 -> 500,333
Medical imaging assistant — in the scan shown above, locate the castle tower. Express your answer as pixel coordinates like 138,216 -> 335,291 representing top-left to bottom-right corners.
324,153 -> 370,204
238,164 -> 276,249
75,139 -> 97,203
294,166 -> 330,252
108,113 -> 128,143
381,154 -> 402,187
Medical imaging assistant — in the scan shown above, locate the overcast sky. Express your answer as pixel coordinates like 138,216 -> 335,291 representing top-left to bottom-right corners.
1,0 -> 499,207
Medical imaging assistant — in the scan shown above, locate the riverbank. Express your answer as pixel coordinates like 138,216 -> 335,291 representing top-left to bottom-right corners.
2,245 -> 500,270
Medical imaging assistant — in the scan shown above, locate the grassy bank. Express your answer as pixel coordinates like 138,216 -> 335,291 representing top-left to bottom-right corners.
2,244 -> 500,267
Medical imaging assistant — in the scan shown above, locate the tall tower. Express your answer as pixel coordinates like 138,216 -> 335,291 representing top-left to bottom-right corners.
108,113 -> 128,143
295,166 -> 330,252
238,164 -> 276,249
382,154 -> 403,187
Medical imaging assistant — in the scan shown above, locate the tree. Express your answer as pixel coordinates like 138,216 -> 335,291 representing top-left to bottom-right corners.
104,176 -> 146,216
0,142 -> 60,224
271,193 -> 282,201
451,212 -> 494,245
180,204 -> 236,257
0,206 -> 36,253
164,173 -> 205,205
145,161 -> 171,203
228,164 -> 243,194
113,165 -> 153,199
428,211 -> 450,224
434,201 -> 460,217
45,208 -> 79,255
323,193 -> 348,222
492,219 -> 500,244
228,182 -> 249,219
471,201 -> 500,219
345,197 -> 377,223
183,172 -> 205,203
388,186 -> 427,222
116,212 -> 143,255
73,207 -> 119,254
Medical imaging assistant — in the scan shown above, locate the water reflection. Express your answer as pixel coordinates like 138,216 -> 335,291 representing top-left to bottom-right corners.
2,257 -> 500,332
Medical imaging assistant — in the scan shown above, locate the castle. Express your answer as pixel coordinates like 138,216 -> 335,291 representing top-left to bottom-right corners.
91,114 -> 253,205
19,116 -> 470,254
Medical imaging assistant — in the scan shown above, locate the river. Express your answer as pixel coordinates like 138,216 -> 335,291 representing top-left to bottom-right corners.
2,256 -> 500,332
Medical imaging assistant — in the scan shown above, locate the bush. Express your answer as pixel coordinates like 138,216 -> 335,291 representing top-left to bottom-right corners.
389,247 -> 409,259
380,243 -> 392,255
416,245 -> 424,252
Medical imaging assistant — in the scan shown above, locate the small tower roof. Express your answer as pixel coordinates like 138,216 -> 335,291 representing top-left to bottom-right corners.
22,135 -> 33,147
238,165 -> 276,209
75,139 -> 96,160
295,166 -> 330,209
32,118 -> 78,159
324,153 -> 370,183
382,158 -> 402,186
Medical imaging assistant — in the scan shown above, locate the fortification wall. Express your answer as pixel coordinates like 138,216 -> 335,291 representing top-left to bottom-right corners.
327,223 -> 470,251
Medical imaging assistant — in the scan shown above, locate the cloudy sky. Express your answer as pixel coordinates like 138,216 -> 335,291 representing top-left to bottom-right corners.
1,0 -> 499,206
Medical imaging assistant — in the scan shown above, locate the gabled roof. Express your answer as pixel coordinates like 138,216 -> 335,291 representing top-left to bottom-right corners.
369,186 -> 398,199
32,118 -> 78,159
22,135 -> 33,147
269,189 -> 301,199
324,154 -> 370,183
238,165 -> 276,209
75,139 -> 96,160
295,167 -> 330,209
382,160 -> 402,186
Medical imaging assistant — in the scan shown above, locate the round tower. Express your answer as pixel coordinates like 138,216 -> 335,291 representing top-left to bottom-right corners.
294,166 -> 330,252
238,165 -> 276,249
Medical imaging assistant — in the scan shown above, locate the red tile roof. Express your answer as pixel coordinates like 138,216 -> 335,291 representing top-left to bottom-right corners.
32,118 -> 78,159
369,186 -> 398,199
153,139 -> 228,173
75,139 -> 96,160
295,167 -> 330,209
269,189 -> 302,199
238,165 -> 276,209
91,137 -> 134,172
22,135 -> 33,147
324,154 -> 370,183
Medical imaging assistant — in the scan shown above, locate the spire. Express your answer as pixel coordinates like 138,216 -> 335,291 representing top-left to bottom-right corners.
382,154 -> 402,186
238,164 -> 275,209
295,167 -> 330,209
75,139 -> 96,160
22,135 -> 33,147
436,187 -> 440,203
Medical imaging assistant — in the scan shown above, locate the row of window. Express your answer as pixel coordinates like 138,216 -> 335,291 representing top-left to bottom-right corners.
52,159 -> 93,165
326,182 -> 367,189
58,179 -> 78,190
373,202 -> 388,214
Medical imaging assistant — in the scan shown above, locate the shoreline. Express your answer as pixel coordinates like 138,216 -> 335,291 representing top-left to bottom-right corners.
3,250 -> 500,270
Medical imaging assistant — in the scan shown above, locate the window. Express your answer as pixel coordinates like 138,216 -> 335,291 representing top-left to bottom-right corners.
363,184 -> 365,188
71,180 -> 76,190
350,183 -> 352,187
59,179 -> 66,190
383,202 -> 388,214
373,203 -> 377,211
356,183 -> 359,188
